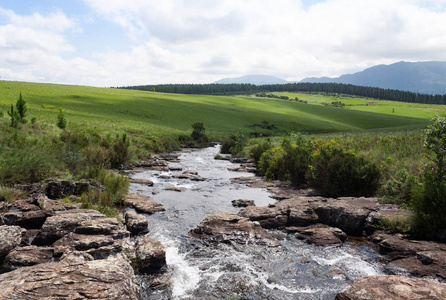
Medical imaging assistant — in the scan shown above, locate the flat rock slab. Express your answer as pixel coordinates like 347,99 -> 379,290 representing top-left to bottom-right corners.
0,252 -> 140,300
1,245 -> 54,272
372,233 -> 446,280
32,209 -> 108,246
190,212 -> 281,247
124,193 -> 165,214
336,275 -> 446,300
52,233 -> 121,259
296,224 -> 347,246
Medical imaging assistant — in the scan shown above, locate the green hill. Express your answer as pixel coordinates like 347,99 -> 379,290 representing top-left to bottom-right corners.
0,81 -> 430,139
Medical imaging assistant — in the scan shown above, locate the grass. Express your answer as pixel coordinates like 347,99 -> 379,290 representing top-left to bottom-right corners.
0,81 -> 430,142
274,92 -> 446,119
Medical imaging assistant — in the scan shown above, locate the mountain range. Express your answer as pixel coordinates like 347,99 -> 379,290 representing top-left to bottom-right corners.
214,61 -> 446,95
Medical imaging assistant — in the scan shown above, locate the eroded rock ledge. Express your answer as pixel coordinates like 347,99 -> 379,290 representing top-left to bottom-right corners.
336,275 -> 446,300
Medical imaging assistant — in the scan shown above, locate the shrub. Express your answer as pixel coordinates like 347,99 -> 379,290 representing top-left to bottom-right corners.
57,109 -> 68,129
249,138 -> 272,164
191,122 -> 209,146
380,168 -> 419,205
221,135 -> 236,154
110,134 -> 131,168
409,117 -> 446,239
0,148 -> 57,184
307,146 -> 381,197
257,137 -> 313,187
96,169 -> 129,206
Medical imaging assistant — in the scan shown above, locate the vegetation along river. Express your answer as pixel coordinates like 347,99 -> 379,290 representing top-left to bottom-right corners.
129,145 -> 393,299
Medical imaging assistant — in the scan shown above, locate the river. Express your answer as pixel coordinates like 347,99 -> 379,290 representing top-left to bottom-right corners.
129,145 -> 388,299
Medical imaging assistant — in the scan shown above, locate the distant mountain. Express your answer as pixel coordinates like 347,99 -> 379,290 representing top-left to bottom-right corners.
301,61 -> 446,95
214,74 -> 288,85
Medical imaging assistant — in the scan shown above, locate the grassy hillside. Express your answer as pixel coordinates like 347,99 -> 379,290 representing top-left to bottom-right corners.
0,81 -> 430,140
277,92 -> 446,119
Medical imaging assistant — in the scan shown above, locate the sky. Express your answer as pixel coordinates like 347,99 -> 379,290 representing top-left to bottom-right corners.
0,0 -> 446,87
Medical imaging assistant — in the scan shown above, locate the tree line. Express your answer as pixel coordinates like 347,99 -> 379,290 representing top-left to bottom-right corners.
119,82 -> 446,104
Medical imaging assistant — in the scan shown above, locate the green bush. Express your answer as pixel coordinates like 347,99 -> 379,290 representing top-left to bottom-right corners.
249,138 -> 272,164
191,122 -> 209,146
307,146 -> 381,197
110,134 -> 132,168
96,169 -> 129,206
409,117 -> 446,240
257,137 -> 313,187
221,136 -> 236,154
57,108 -> 68,129
0,185 -> 28,202
380,168 -> 419,205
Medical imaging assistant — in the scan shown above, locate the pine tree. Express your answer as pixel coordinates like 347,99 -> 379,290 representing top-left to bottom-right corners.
15,93 -> 27,123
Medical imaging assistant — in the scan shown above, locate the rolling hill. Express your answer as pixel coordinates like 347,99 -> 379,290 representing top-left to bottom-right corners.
300,61 -> 446,95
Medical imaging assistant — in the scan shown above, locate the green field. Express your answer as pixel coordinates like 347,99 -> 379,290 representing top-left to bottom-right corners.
276,92 -> 446,119
0,81 -> 431,140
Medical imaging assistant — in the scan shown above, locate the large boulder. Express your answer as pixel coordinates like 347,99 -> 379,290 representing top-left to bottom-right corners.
190,213 -> 281,247
45,180 -> 91,200
124,193 -> 165,214
1,245 -> 54,272
312,197 -> 378,236
135,237 -> 166,273
336,275 -> 446,299
0,225 -> 25,261
125,210 -> 149,235
0,252 -> 141,300
296,224 -> 347,246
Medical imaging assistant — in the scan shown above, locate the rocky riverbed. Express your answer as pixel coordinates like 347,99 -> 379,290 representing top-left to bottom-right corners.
1,145 -> 446,299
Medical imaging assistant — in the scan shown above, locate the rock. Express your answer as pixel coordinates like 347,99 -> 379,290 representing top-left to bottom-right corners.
52,233 -> 122,259
32,209 -> 108,245
335,275 -> 446,300
130,178 -> 154,186
296,224 -> 347,246
39,198 -> 80,213
190,213 -> 281,247
135,237 -> 166,273
0,225 -> 25,261
159,174 -> 171,179
74,217 -> 125,236
124,193 -> 165,214
125,210 -> 149,235
1,245 -> 54,272
2,210 -> 50,230
45,180 -> 91,200
164,186 -> 187,192
372,233 -> 446,280
173,170 -> 205,181
0,252 -> 141,299
313,197 -> 378,236
239,206 -> 287,229
231,199 -> 255,207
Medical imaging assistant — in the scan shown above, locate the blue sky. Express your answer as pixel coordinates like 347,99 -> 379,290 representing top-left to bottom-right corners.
1,0 -> 446,86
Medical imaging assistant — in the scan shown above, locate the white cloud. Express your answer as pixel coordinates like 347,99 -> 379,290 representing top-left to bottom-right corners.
2,1 -> 446,86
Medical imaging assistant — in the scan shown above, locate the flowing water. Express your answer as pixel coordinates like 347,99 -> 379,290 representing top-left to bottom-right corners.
129,145 -> 387,300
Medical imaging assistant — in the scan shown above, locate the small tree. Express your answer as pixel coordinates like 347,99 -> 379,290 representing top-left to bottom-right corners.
191,122 -> 208,145
57,109 -> 68,129
16,93 -> 27,123
7,104 -> 19,128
